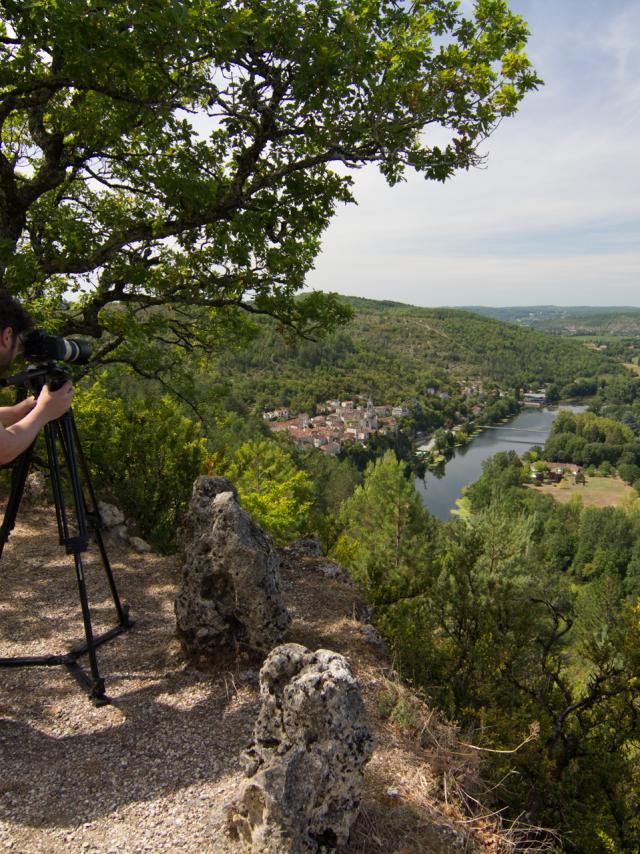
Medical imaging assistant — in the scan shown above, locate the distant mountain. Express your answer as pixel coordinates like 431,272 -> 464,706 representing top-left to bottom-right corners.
462,306 -> 640,335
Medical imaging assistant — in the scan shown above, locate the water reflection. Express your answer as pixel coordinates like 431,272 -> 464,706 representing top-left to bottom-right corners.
415,406 -> 586,521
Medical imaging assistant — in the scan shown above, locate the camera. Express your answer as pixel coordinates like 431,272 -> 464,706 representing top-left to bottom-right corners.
22,329 -> 91,365
0,329 -> 91,395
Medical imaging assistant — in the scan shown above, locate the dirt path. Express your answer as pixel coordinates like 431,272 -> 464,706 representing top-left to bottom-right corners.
0,505 -> 257,853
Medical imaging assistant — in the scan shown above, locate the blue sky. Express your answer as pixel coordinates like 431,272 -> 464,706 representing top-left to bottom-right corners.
307,0 -> 640,307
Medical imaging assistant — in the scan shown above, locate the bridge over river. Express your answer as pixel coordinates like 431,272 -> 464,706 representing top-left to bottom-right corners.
417,405 -> 586,520
478,425 -> 548,434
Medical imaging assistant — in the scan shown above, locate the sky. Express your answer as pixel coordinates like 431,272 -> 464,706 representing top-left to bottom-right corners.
306,0 -> 640,308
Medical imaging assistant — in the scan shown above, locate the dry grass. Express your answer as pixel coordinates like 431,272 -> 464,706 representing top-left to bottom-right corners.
527,476 -> 634,508
340,673 -> 561,854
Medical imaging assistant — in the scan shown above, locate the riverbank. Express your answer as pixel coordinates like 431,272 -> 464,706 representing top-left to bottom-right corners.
416,405 -> 587,520
422,399 -> 593,471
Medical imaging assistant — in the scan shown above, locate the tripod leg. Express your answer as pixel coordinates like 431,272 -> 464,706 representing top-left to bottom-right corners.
70,552 -> 106,702
0,442 -> 35,559
43,422 -> 71,546
70,418 -> 132,628
56,414 -> 132,628
51,417 -> 89,550
88,523 -> 132,628
44,417 -> 106,702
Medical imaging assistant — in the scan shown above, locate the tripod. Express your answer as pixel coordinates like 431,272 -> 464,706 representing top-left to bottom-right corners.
0,364 -> 133,705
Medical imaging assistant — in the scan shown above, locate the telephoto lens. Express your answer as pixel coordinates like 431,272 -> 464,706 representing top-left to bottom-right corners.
22,329 -> 91,365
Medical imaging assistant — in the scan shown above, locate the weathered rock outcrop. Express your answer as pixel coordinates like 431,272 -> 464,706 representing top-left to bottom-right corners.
175,476 -> 290,656
98,500 -> 125,529
279,537 -> 353,585
283,535 -> 323,558
231,643 -> 373,853
24,471 -> 46,501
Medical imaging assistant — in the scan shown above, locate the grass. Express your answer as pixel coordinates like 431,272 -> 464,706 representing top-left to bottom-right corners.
527,476 -> 635,508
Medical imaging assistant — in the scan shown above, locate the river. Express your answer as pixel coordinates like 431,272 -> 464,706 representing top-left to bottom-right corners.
415,405 -> 586,520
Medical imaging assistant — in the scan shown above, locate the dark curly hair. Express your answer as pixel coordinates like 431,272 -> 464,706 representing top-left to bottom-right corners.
0,289 -> 34,335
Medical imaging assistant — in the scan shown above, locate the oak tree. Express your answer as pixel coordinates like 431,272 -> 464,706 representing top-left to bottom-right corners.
0,0 -> 539,363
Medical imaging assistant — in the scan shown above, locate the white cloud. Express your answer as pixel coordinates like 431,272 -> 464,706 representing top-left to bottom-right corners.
307,0 -> 640,307
598,4 -> 640,92
311,236 -> 639,304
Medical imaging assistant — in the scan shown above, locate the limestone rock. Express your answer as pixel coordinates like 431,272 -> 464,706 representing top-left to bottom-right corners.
232,643 -> 373,853
280,538 -> 353,586
175,476 -> 290,655
129,536 -> 151,554
307,559 -> 353,584
98,500 -> 125,529
179,475 -> 239,542
432,823 -> 468,852
285,536 -> 323,558
24,471 -> 46,499
111,524 -> 129,541
361,624 -> 387,655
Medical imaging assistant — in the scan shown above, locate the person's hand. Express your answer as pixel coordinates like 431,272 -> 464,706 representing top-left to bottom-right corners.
11,396 -> 37,419
34,381 -> 74,423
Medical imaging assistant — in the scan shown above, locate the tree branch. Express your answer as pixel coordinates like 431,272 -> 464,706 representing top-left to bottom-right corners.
97,355 -> 207,426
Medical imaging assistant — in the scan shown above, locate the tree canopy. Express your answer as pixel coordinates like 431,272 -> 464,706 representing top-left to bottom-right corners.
0,0 -> 539,361
338,448 -> 640,848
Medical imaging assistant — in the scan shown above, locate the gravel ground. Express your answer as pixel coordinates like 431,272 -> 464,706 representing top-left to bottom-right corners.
0,503 -> 495,854
0,505 -> 254,853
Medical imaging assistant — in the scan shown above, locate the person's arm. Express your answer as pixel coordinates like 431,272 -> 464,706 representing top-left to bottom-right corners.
0,396 -> 37,427
0,382 -> 74,465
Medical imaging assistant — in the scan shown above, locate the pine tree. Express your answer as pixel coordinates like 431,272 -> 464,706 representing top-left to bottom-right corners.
222,439 -> 312,544
334,450 -> 435,602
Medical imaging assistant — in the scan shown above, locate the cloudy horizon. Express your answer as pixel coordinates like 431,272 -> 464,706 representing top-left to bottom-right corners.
306,0 -> 640,308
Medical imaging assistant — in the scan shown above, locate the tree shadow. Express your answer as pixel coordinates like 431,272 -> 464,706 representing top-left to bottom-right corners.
0,675 -> 258,829
0,503 -> 260,834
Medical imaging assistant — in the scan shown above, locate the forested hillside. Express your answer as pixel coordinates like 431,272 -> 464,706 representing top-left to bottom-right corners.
9,1 -> 626,851
3,295 -> 638,849
217,297 -> 620,413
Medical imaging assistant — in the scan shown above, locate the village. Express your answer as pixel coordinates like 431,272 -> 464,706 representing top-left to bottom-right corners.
262,397 -> 406,454
262,386 -> 550,456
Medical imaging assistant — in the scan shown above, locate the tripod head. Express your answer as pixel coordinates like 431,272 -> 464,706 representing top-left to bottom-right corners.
0,362 -> 72,397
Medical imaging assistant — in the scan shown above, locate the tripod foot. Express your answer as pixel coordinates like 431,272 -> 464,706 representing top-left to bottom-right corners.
65,660 -> 109,706
120,604 -> 135,631
92,689 -> 111,708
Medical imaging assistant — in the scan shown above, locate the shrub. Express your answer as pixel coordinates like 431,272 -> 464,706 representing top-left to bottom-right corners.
73,378 -> 208,552
218,438 -> 313,544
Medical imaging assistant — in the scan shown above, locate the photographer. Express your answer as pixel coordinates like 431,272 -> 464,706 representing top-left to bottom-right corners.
0,290 -> 74,465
